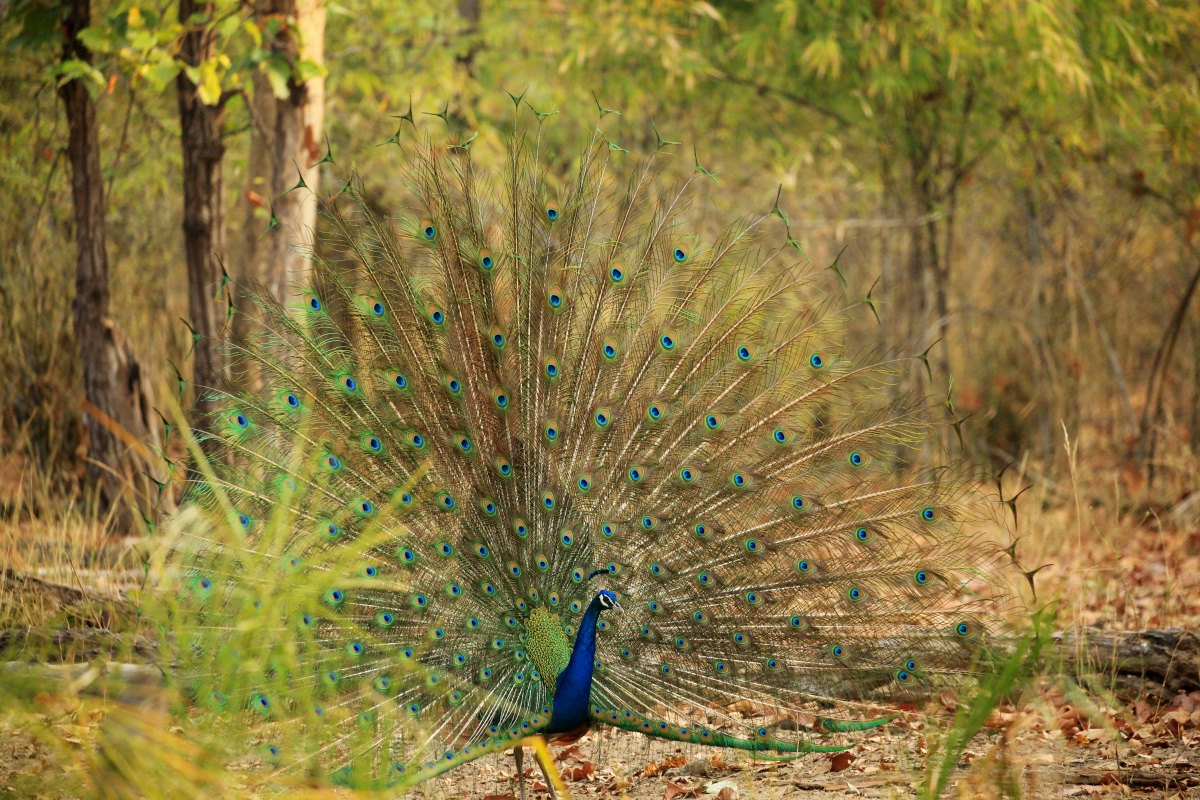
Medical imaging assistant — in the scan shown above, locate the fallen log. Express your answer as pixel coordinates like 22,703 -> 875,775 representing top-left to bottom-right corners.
1054,628 -> 1200,701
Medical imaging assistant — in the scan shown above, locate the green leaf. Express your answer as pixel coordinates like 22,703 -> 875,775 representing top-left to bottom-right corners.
144,58 -> 182,91
77,26 -> 121,55
9,3 -> 67,51
217,14 -> 242,40
294,58 -> 326,82
130,30 -> 157,52
264,55 -> 291,99
54,59 -> 106,87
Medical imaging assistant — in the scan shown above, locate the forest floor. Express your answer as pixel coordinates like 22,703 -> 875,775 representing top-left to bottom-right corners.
0,472 -> 1198,798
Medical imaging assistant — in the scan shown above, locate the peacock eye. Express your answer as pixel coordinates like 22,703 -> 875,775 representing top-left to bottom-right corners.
672,244 -> 689,263
609,262 -> 625,282
544,200 -> 560,221
420,218 -> 436,240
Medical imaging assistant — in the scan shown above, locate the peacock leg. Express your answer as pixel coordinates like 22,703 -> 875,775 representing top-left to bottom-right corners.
534,752 -> 558,800
514,745 -> 526,800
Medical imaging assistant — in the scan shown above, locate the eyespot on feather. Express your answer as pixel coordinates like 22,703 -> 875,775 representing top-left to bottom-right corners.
728,471 -> 754,489
478,247 -> 495,271
419,218 -> 437,240
544,200 -> 560,222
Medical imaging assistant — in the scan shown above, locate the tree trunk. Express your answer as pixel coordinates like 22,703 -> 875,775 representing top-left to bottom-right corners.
177,0 -> 227,450
58,0 -> 159,519
236,0 -> 325,327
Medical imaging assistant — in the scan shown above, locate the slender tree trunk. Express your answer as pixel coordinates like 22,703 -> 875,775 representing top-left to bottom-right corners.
236,0 -> 325,326
58,0 -> 159,518
177,0 -> 227,449
456,0 -> 482,75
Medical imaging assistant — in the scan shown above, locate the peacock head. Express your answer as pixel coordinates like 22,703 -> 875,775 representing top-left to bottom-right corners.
596,590 -> 622,612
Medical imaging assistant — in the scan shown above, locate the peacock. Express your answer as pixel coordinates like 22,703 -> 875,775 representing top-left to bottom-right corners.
159,107 -> 1008,798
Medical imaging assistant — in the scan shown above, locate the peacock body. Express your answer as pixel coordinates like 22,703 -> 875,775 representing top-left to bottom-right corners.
165,114 -> 1006,793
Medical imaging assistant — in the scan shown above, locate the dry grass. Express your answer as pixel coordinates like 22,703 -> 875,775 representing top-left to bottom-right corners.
1,417 -> 1197,798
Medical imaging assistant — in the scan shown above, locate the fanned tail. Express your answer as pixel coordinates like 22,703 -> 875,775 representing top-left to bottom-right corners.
152,115 -> 1011,792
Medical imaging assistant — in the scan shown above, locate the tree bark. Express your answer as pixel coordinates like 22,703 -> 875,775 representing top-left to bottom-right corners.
1056,628 -> 1200,702
236,0 -> 325,328
58,0 -> 159,517
177,0 -> 228,449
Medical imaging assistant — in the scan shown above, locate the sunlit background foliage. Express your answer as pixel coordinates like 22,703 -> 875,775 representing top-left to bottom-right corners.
4,0 -> 1199,510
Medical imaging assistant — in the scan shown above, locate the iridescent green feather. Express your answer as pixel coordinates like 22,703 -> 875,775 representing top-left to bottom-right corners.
152,114 -> 1010,791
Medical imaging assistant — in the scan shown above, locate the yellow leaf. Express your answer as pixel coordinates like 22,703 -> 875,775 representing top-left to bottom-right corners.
128,7 -> 143,28
198,59 -> 221,105
243,19 -> 262,47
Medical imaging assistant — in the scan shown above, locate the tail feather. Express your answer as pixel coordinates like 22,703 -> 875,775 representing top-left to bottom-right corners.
156,122 -> 1010,789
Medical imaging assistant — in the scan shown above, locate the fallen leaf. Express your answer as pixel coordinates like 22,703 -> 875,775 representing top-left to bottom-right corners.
704,779 -> 738,795
557,745 -> 583,761
830,752 -> 856,773
665,782 -> 701,800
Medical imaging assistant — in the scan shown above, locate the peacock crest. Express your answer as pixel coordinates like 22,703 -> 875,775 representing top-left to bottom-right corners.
161,113 -> 1008,793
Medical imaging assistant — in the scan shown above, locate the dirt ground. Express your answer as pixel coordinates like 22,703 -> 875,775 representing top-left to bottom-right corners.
1,477 -> 1199,798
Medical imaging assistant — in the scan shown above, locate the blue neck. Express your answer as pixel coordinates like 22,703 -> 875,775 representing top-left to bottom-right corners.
546,594 -> 603,733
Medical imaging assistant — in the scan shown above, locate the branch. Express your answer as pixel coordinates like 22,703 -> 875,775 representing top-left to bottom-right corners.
718,70 -> 850,128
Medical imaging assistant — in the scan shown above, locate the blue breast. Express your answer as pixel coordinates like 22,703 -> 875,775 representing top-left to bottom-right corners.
545,594 -> 603,733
